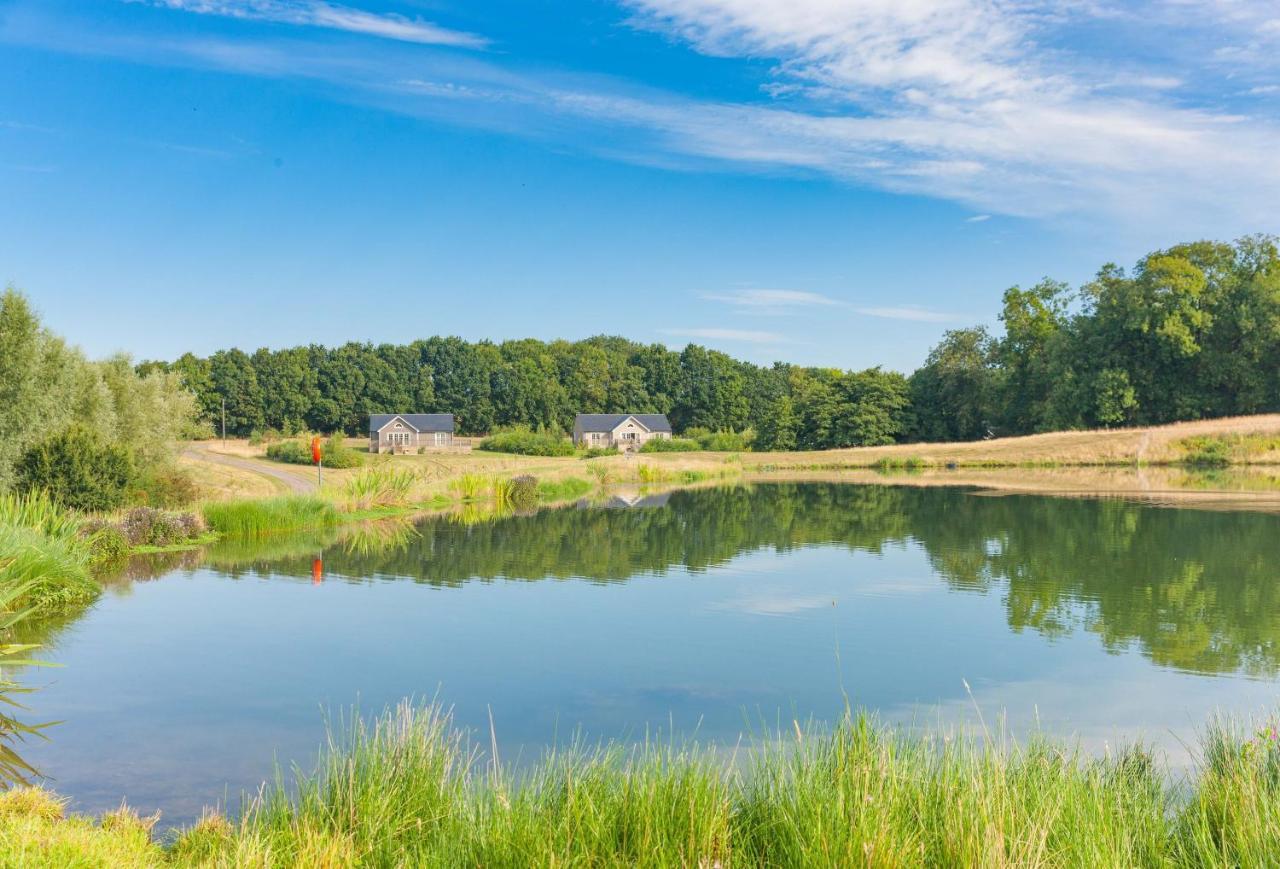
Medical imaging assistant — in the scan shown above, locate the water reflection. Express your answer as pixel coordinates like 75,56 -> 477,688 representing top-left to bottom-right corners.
190,484 -> 1280,678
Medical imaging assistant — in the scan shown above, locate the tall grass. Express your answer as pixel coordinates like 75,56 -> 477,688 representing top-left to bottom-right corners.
341,465 -> 419,510
0,491 -> 98,611
535,476 -> 592,502
448,473 -> 491,501
201,496 -> 340,539
16,703 -> 1280,863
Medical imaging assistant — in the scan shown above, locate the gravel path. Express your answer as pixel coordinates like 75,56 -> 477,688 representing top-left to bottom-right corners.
184,445 -> 317,494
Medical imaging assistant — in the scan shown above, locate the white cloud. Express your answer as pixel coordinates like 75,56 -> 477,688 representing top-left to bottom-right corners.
702,289 -> 843,309
141,0 -> 486,48
25,0 -> 1280,232
852,305 -> 963,323
661,327 -> 787,343
965,214 -> 990,222
616,0 -> 1280,224
703,288 -> 961,322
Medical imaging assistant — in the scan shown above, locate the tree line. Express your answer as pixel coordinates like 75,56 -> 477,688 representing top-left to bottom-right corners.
145,235 -> 1280,449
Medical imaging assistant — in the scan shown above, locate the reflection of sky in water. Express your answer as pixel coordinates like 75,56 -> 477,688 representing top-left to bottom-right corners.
19,503 -> 1280,828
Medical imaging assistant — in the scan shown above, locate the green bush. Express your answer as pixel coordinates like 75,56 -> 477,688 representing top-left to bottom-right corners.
506,475 -> 539,511
1181,436 -> 1233,468
579,447 -> 616,459
84,525 -> 129,566
697,430 -> 749,451
265,439 -> 309,464
14,425 -> 136,512
639,438 -> 700,453
266,435 -> 362,469
132,467 -> 200,508
478,428 -> 574,457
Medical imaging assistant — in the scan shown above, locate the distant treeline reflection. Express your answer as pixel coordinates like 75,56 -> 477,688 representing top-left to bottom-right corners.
201,484 -> 1280,677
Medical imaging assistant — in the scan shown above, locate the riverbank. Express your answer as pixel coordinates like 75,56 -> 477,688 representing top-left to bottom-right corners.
5,701 -> 1280,866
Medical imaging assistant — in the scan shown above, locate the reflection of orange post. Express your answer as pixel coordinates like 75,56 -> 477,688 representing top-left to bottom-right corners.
311,557 -> 324,585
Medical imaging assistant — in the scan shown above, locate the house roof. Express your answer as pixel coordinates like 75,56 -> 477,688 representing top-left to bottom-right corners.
574,413 -> 672,433
368,413 -> 455,433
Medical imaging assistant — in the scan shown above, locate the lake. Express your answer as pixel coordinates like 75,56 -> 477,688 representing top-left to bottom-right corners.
20,482 -> 1280,828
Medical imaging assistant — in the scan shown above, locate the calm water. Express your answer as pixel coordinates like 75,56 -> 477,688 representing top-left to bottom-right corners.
19,483 -> 1280,827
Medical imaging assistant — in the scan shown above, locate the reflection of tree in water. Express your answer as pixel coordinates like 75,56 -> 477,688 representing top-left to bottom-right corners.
195,484 -> 1280,677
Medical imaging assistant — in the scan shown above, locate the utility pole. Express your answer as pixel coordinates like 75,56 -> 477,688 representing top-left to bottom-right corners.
221,397 -> 227,446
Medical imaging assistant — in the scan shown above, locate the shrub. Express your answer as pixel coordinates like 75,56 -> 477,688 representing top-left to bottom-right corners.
579,447 -> 616,459
639,438 -> 700,453
322,433 -> 363,469
14,426 -> 136,512
265,439 -> 309,464
478,428 -> 574,457
83,525 -> 129,566
266,435 -> 362,469
132,468 -> 200,508
120,507 -> 189,547
502,475 -> 539,511
1181,436 -> 1234,468
699,430 -> 749,451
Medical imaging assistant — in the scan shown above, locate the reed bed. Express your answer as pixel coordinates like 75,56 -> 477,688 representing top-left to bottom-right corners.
0,491 -> 98,611
201,496 -> 339,539
339,465 -> 420,510
15,702 -> 1280,866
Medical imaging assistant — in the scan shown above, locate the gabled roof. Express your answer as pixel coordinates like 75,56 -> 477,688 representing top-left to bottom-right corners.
574,413 -> 672,433
369,413 -> 455,434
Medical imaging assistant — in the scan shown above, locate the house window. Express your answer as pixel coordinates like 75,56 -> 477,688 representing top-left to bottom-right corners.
590,432 -> 605,443
622,431 -> 639,441
388,432 -> 412,446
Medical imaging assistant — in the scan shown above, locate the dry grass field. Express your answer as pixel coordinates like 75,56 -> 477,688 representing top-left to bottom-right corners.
180,414 -> 1280,509
746,413 -> 1280,469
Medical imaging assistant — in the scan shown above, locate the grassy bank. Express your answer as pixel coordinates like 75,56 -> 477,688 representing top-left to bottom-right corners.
9,703 -> 1280,866
201,496 -> 340,539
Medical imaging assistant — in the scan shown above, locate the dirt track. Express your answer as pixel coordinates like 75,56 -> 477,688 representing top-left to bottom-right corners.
184,445 -> 317,494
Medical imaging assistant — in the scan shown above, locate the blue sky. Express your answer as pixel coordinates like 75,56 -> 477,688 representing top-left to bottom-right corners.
2,0 -> 1278,371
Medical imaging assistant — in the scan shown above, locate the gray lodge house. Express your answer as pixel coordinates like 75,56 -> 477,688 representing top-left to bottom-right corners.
573,413 -> 672,451
368,414 -> 455,454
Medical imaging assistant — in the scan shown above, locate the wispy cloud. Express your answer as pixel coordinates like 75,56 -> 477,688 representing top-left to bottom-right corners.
139,0 -> 487,48
662,327 -> 787,343
852,306 -> 962,323
19,0 -> 1280,232
965,214 -> 991,223
702,289 -> 842,309
617,0 -> 1280,225
705,288 -> 962,323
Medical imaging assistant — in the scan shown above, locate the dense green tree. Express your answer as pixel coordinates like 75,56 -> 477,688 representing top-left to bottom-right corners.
910,328 -> 996,441
754,394 -> 798,451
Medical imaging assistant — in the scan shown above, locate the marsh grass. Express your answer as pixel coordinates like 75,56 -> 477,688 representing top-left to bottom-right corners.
448,473 -> 491,501
17,702 -> 1280,865
535,476 -> 592,502
340,465 -> 420,510
0,492 -> 98,611
201,496 -> 339,539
